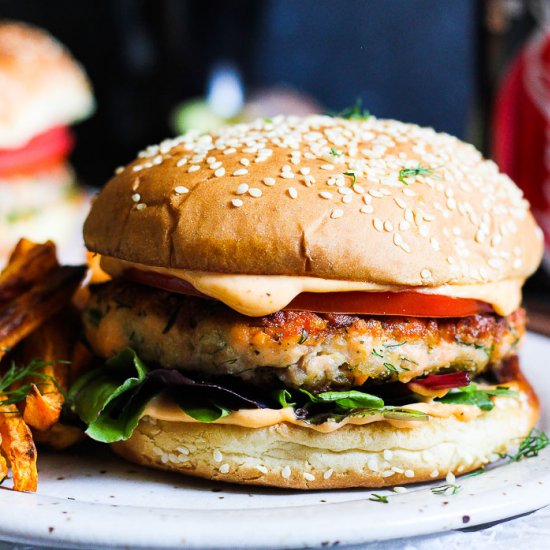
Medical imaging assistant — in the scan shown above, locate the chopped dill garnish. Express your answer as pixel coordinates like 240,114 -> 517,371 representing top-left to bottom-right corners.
398,164 -> 440,185
501,429 -> 550,462
372,348 -> 384,358
0,359 -> 61,406
336,98 -> 370,120
297,328 -> 309,345
431,483 -> 461,496
343,171 -> 356,183
330,148 -> 343,157
383,362 -> 398,374
385,341 -> 407,349
369,493 -> 389,503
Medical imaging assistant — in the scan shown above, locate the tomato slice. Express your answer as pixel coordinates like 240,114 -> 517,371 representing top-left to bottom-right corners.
125,269 -> 493,318
0,126 -> 73,177
287,291 -> 493,317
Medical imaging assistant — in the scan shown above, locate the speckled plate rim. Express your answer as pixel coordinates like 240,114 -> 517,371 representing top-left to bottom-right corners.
0,332 -> 549,549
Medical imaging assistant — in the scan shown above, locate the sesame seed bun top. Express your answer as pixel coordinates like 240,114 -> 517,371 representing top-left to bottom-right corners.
84,115 -> 543,287
0,21 -> 94,148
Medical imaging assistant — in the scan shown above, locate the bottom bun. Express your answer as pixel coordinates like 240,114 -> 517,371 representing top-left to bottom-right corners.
111,385 -> 538,490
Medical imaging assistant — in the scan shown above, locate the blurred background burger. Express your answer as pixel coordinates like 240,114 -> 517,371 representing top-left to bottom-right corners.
0,21 -> 94,265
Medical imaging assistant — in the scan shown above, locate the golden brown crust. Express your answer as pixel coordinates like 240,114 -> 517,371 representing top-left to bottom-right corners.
111,380 -> 539,490
0,21 -> 94,147
84,116 -> 542,286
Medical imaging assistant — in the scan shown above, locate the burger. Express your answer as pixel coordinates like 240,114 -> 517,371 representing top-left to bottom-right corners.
0,21 -> 94,263
71,114 -> 543,489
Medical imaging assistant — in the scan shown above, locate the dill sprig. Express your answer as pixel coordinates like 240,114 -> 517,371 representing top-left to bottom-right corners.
369,493 -> 389,503
398,164 -> 441,185
343,171 -> 356,183
329,148 -> 343,157
336,99 -> 370,120
431,483 -> 461,496
0,359 -> 61,406
502,429 -> 550,462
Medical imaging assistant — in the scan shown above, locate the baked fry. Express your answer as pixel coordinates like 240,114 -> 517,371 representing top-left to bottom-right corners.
23,384 -> 62,431
0,402 -> 38,492
0,264 -> 87,362
0,240 -> 58,304
32,423 -> 85,451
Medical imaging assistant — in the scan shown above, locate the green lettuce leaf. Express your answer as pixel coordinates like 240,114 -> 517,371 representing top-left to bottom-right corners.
436,384 -> 518,411
299,388 -> 384,410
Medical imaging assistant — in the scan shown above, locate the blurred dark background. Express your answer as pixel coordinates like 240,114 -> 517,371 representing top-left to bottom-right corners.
0,0 -> 535,187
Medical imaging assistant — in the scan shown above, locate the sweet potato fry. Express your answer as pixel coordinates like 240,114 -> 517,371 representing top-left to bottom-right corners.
0,240 -> 58,303
0,265 -> 87,362
32,423 -> 85,451
23,384 -> 62,431
0,441 -> 7,482
0,402 -> 37,492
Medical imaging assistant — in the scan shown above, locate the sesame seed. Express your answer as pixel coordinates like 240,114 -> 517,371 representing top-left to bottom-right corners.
219,463 -> 230,474
446,472 -> 456,483
288,187 -> 298,199
263,177 -> 276,186
369,189 -> 384,198
210,161 -> 222,169
404,470 -> 415,478
115,166 -> 125,174
381,470 -> 395,478
176,446 -> 189,455
367,459 -> 378,471
373,218 -> 383,231
131,193 -> 141,202
352,183 -> 365,194
135,203 -> 146,211
214,167 -> 226,177
338,187 -> 352,195
174,186 -> 189,194
342,195 -> 352,204
323,469 -> 334,480
393,486 -> 408,494
304,175 -> 316,186
281,466 -> 291,479
360,205 -> 373,214
321,164 -> 335,171
207,156 -> 216,163
300,167 -> 311,175
331,208 -> 344,219
403,188 -> 416,197
420,268 -> 432,279
213,450 -> 223,462
282,164 -> 292,172
152,447 -> 163,456
160,453 -> 169,464
391,466 -> 404,474
399,220 -> 410,231
383,220 -> 393,232
488,258 -> 503,269
249,187 -> 262,198
281,172 -> 295,179
256,465 -> 268,474
320,191 -> 333,199
236,183 -> 249,195
303,472 -> 315,481
233,168 -> 248,176
188,165 -> 200,173
383,450 -> 393,460
132,165 -> 143,172
231,198 -> 243,208
223,148 -> 236,155
430,469 -> 439,478
240,158 -> 250,166
394,197 -> 406,209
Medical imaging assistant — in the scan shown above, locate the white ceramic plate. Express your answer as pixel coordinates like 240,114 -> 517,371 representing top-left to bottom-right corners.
0,332 -> 549,549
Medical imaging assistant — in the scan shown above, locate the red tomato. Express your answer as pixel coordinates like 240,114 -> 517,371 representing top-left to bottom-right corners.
125,269 -> 493,318
0,126 -> 73,177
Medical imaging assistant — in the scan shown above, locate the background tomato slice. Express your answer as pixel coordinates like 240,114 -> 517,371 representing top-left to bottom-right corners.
0,126 -> 73,177
125,269 -> 493,318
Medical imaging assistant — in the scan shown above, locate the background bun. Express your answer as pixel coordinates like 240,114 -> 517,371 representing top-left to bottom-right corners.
0,21 -> 94,148
112,388 -> 538,490
85,115 -> 542,286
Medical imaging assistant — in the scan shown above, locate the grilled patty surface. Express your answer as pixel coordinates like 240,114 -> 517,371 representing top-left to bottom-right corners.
84,280 -> 525,391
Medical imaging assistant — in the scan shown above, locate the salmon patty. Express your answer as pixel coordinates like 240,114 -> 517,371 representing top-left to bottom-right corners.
84,280 -> 525,392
